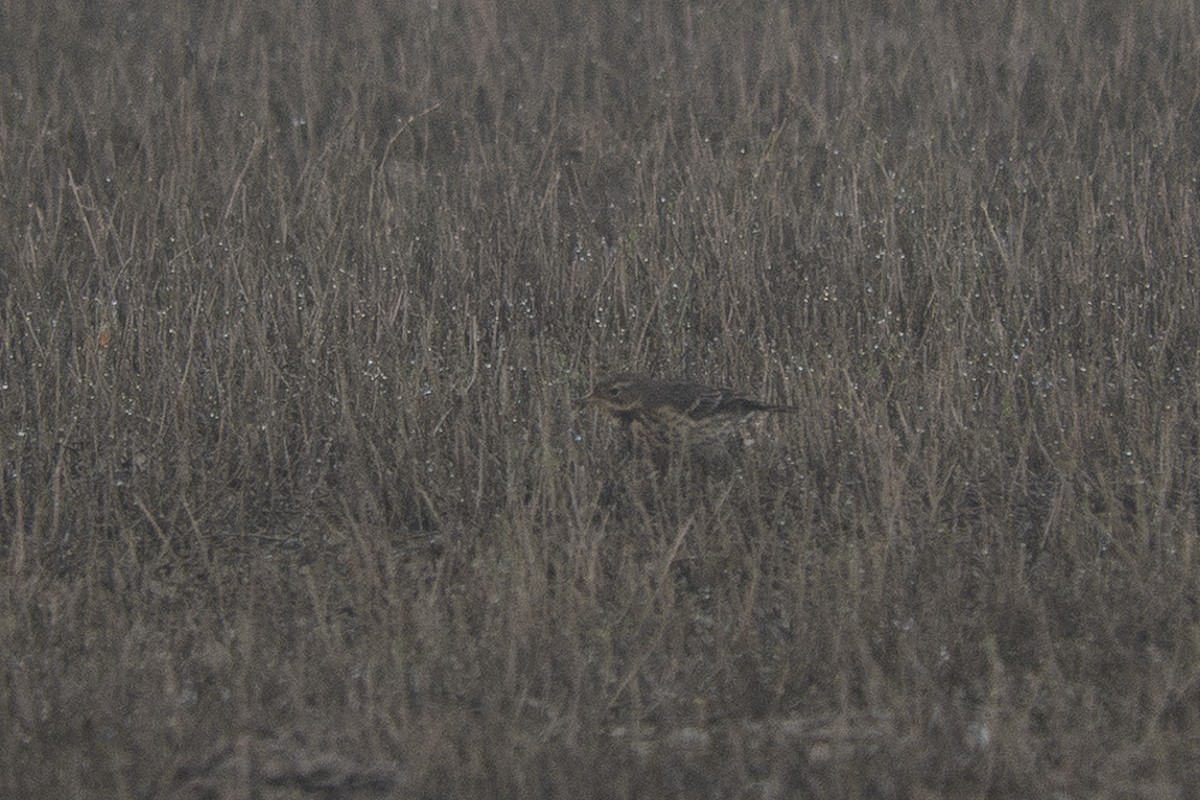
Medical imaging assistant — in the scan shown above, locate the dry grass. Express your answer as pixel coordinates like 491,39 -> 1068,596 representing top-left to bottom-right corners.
3,0 -> 1200,797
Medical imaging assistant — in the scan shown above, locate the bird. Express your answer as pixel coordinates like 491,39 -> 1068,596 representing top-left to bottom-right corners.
580,372 -> 795,475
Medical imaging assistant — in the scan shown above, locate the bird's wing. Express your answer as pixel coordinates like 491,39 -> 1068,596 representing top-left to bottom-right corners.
678,383 -> 745,418
690,385 -> 793,416
650,379 -> 792,418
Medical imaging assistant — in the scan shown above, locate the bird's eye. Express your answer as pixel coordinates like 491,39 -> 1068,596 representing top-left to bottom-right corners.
607,385 -> 622,397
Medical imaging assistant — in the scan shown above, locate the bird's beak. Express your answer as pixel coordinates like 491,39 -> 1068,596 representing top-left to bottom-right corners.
574,391 -> 596,408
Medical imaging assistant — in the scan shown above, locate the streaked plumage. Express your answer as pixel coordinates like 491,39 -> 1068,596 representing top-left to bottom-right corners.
581,372 -> 794,474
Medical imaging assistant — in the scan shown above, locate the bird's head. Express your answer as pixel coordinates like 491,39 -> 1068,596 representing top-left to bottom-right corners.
581,372 -> 647,415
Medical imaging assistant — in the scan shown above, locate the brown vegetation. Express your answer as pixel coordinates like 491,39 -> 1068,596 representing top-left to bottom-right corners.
2,0 -> 1199,797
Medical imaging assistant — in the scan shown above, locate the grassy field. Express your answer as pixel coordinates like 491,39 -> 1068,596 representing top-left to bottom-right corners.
3,0 -> 1200,797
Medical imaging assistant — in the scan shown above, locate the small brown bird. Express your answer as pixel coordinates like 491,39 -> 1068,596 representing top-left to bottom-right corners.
581,372 -> 795,474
